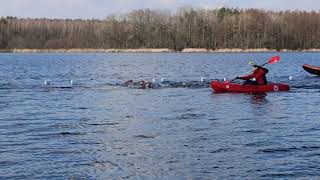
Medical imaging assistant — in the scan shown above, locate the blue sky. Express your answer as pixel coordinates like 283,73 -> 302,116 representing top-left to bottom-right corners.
1,0 -> 320,19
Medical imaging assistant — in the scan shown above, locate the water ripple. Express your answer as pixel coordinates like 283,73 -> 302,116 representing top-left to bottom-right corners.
0,53 -> 320,179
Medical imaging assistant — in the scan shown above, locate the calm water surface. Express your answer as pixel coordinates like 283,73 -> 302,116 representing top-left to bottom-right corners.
0,52 -> 320,179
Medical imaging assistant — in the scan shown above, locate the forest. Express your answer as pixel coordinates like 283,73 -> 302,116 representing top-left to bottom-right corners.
1,8 -> 320,51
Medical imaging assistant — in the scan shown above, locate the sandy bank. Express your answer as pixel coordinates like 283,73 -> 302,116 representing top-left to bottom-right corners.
8,48 -> 173,53
1,48 -> 320,53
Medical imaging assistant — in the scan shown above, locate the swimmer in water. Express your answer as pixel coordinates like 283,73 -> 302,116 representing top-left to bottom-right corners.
123,80 -> 155,89
124,80 -> 133,86
138,80 -> 153,89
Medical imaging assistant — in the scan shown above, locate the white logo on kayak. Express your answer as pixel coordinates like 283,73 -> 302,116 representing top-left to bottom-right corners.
274,85 -> 279,91
226,85 -> 230,89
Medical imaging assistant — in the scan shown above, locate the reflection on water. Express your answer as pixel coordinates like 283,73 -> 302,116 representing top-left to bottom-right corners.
250,93 -> 268,104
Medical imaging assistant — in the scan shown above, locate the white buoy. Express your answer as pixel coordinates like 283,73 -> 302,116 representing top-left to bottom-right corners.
44,80 -> 50,85
161,78 -> 165,82
223,78 -> 227,81
200,77 -> 205,82
152,78 -> 155,83
289,76 -> 293,80
70,80 -> 73,86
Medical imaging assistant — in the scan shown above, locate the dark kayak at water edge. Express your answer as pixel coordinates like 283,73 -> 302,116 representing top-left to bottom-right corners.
210,80 -> 290,93
302,64 -> 320,76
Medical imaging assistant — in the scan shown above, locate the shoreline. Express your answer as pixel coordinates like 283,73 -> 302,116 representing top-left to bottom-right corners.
1,48 -> 320,53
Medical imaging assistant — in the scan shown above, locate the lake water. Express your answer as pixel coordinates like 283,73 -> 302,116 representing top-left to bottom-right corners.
0,52 -> 319,179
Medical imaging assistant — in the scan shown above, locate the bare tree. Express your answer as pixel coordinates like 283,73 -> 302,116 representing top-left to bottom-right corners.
1,8 -> 320,51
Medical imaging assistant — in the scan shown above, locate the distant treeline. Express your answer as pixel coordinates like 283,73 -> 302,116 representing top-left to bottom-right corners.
1,8 -> 320,51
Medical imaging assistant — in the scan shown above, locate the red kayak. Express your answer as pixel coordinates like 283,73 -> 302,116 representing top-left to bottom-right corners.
210,80 -> 290,93
302,64 -> 320,76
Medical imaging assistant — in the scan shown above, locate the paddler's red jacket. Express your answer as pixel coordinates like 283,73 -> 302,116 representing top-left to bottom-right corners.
239,66 -> 269,85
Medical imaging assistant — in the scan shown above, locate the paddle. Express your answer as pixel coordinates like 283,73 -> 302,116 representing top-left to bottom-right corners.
229,55 -> 280,82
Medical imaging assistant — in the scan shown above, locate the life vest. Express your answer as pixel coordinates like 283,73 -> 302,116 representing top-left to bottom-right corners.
240,67 -> 268,85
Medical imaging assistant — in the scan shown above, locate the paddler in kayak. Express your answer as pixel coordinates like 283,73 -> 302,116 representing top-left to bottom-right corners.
236,63 -> 269,85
